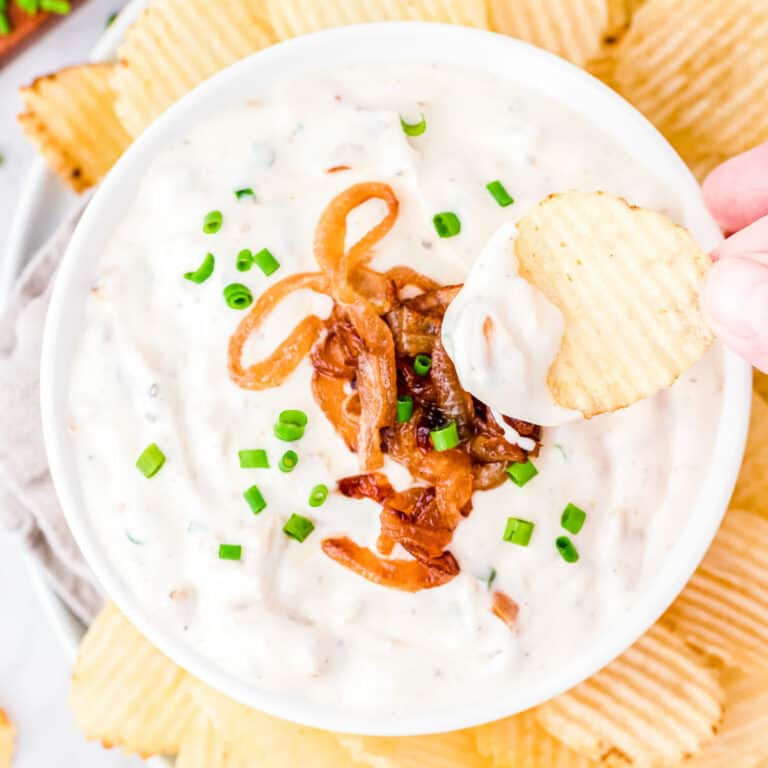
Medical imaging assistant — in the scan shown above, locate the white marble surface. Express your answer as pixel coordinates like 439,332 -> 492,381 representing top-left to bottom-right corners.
0,3 -> 145,764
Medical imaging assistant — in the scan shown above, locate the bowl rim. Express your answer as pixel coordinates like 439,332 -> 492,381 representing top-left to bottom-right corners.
40,21 -> 753,736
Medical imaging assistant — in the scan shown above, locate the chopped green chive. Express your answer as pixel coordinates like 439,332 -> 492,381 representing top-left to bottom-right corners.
400,113 -> 427,137
218,544 -> 242,561
125,531 -> 144,546
279,450 -> 298,472
308,484 -> 328,507
40,0 -> 70,13
486,180 -> 514,207
0,11 -> 9,34
433,212 -> 461,238
106,10 -> 118,26
507,459 -> 538,487
561,502 -> 586,534
396,395 -> 414,423
184,252 -> 215,283
253,248 -> 280,276
243,485 -> 267,514
279,409 -> 308,427
430,422 -> 459,452
136,443 -> 165,478
203,210 -> 222,234
485,567 -> 497,590
235,187 -> 254,200
238,449 -> 269,469
503,517 -> 535,546
283,513 -> 314,542
413,354 -> 432,376
236,249 -> 253,272
274,409 -> 307,441
16,0 -> 38,13
223,282 -> 253,310
556,536 -> 579,563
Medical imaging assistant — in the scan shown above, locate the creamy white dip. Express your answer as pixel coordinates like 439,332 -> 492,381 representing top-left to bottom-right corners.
67,63 -> 724,718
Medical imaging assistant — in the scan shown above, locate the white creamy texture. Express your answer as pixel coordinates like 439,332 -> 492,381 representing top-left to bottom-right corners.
67,63 -> 725,718
442,221 -> 580,427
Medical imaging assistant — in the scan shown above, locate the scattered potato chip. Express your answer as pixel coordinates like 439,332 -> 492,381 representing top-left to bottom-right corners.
264,0 -> 487,40
486,0 -> 605,66
473,710 -> 594,768
514,191 -> 713,416
111,0 -> 277,138
754,370 -> 768,404
602,0 -> 645,43
338,730 -> 488,768
176,714 -> 250,768
731,394 -> 768,518
605,0 -> 768,173
18,63 -> 132,193
0,710 -> 14,768
535,623 -> 724,766
663,509 -> 768,671
70,602 -> 197,757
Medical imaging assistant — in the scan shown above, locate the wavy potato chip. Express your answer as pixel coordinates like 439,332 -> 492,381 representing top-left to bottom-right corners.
514,191 -> 712,416
731,393 -> 768,518
663,509 -> 768,671
0,709 -> 14,768
487,0 -> 605,65
111,0 -> 276,138
473,710 -> 593,768
18,63 -> 132,192
265,0 -> 487,39
176,714 -> 251,768
70,603 -> 197,757
535,623 -> 724,767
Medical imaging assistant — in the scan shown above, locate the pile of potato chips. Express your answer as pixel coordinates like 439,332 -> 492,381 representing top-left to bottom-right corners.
15,0 -> 768,764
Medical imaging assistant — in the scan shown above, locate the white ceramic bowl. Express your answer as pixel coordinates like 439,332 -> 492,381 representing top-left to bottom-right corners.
41,22 -> 752,736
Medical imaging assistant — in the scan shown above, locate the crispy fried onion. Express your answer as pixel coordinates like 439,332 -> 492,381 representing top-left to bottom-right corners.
228,182 -> 540,612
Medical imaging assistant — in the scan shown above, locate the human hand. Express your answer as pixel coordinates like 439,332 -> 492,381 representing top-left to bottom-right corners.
700,142 -> 768,372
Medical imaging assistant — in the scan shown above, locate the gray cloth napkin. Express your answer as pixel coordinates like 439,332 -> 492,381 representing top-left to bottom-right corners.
0,209 -> 102,624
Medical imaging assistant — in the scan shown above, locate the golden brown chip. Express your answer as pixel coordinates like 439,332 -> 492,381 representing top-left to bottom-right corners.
731,394 -> 768,518
663,509 -> 768,671
535,623 -> 724,766
754,371 -> 768,404
514,191 -> 713,417
605,0 -> 768,173
487,0 -> 605,66
473,711 -> 593,768
0,709 -> 14,768
18,63 -> 132,193
111,0 -> 277,138
685,667 -> 768,767
265,0 -> 487,40
176,714 -> 251,768
70,602 -> 197,757
602,0 -> 645,43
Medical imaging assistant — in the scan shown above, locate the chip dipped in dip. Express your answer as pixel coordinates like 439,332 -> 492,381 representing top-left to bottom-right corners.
67,62 -> 726,719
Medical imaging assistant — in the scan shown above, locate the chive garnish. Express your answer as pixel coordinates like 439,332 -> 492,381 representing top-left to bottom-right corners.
243,485 -> 267,515
0,11 -> 10,33
279,450 -> 298,472
105,10 -> 118,26
556,536 -> 579,563
413,354 -> 432,376
279,410 -> 308,427
561,503 -> 586,534
235,187 -> 254,200
203,210 -> 223,234
396,395 -> 414,423
223,283 -> 253,310
507,459 -> 538,487
283,513 -> 314,542
308,484 -> 328,507
253,248 -> 280,277
136,443 -> 165,478
400,113 -> 427,137
184,252 -> 215,283
503,517 -> 535,546
40,0 -> 70,13
486,180 -> 514,207
238,449 -> 269,469
236,249 -> 253,272
430,422 -> 459,452
433,212 -> 461,238
16,0 -> 38,12
274,410 -> 307,442
218,543 -> 242,561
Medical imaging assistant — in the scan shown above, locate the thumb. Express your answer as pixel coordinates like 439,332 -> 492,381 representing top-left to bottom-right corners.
701,252 -> 768,372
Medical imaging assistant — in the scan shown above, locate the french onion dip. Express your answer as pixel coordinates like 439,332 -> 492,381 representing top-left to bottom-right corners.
67,63 -> 724,717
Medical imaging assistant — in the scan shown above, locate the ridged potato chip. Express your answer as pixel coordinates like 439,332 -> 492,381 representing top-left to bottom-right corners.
487,0 -> 605,65
535,623 -> 724,766
473,710 -> 594,768
663,509 -> 768,671
514,191 -> 713,416
111,0 -> 276,138
70,602 -> 197,757
18,63 -> 132,192
0,709 -> 13,768
605,0 -> 768,174
684,668 -> 768,767
265,0 -> 487,40
177,714 -> 251,768
731,393 -> 768,518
